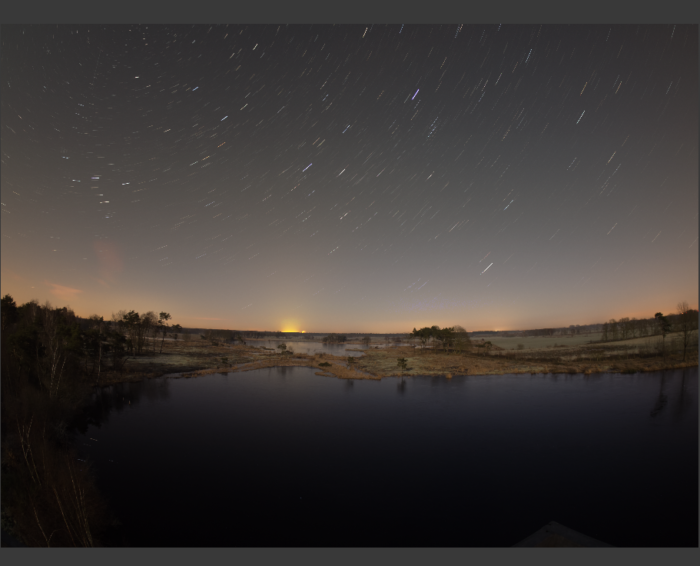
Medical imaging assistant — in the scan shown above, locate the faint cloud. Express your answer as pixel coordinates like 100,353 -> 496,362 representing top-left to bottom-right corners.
92,277 -> 111,288
194,317 -> 222,320
8,271 -> 27,282
45,281 -> 84,300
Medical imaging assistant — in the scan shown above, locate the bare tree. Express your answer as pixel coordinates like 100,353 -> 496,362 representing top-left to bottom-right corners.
654,312 -> 672,357
39,302 -> 68,399
158,312 -> 172,354
142,311 -> 158,355
618,317 -> 631,339
629,318 -> 638,338
86,315 -> 105,385
609,319 -> 619,341
676,301 -> 698,362
118,311 -> 139,355
643,318 -> 651,336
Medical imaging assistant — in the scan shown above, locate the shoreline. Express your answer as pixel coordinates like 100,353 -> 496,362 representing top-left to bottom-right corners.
94,343 -> 699,386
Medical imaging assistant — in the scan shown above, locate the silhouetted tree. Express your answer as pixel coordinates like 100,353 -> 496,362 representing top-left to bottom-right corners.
436,327 -> 456,353
142,311 -> 158,354
609,319 -> 619,341
619,317 -> 631,339
676,301 -> 698,362
453,325 -> 472,355
1,300 -> 113,546
84,315 -> 106,385
106,326 -> 128,373
411,327 -> 432,352
637,318 -> 649,337
1,294 -> 19,333
119,311 -> 139,355
158,312 -> 172,353
655,312 -> 672,356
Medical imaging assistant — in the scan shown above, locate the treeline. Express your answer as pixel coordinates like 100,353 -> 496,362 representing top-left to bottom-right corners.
410,325 -> 472,354
110,310 -> 181,357
179,329 -> 295,340
322,334 -> 347,344
521,324 -> 604,337
601,303 -> 698,361
201,329 -> 245,345
601,309 -> 698,342
199,330 -> 317,344
0,295 -> 179,546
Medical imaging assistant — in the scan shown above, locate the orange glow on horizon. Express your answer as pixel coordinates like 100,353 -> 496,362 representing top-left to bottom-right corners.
280,319 -> 303,333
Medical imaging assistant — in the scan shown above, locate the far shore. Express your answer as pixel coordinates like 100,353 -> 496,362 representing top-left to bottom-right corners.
94,334 -> 699,386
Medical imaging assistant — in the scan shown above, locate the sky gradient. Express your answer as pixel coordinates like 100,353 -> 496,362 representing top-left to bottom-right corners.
1,24 -> 697,333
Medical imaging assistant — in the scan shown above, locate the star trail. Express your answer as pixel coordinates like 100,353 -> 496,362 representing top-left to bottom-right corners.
1,24 -> 697,332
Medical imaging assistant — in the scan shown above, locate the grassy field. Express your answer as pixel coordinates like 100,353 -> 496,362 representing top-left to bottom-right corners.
483,331 -> 692,353
483,333 -> 603,350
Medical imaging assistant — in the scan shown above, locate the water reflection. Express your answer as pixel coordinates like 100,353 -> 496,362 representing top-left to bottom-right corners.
69,378 -> 172,435
344,379 -> 354,392
648,369 -> 695,421
673,369 -> 692,421
650,372 -> 669,418
397,378 -> 407,395
583,373 -> 602,382
142,377 -> 171,404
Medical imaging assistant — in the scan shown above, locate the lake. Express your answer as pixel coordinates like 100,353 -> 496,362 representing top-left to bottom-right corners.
70,367 -> 698,547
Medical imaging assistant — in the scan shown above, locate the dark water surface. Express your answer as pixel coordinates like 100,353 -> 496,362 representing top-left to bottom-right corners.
71,367 -> 698,547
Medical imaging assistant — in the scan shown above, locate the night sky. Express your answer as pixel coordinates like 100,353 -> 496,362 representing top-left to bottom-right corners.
1,24 -> 697,333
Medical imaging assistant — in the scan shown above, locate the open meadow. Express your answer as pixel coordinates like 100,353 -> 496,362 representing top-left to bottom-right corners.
481,332 -> 603,350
